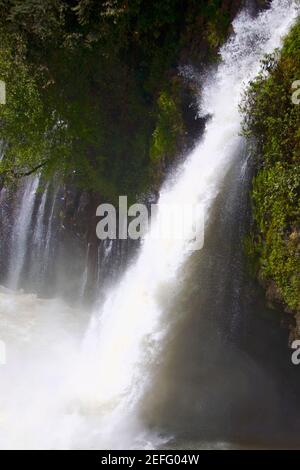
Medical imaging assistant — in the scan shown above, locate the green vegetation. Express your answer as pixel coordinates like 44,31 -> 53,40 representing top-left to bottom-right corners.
241,19 -> 300,314
0,0 -> 241,201
0,33 -> 71,185
150,90 -> 184,164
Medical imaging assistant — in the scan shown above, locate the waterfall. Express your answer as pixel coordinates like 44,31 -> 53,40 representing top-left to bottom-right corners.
7,176 -> 40,290
45,188 -> 58,257
77,0 -> 299,410
79,243 -> 90,301
33,183 -> 48,250
0,0 -> 298,450
1,179 -> 90,299
29,183 -> 49,283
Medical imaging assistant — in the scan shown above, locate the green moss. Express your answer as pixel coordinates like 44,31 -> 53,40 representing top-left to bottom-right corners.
241,18 -> 300,313
150,90 -> 184,164
0,33 -> 71,183
252,163 -> 300,311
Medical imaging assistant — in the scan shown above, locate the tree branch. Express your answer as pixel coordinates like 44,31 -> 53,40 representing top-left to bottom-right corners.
12,159 -> 49,178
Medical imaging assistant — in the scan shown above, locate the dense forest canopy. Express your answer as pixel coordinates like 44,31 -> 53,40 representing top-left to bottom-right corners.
0,0 -> 242,201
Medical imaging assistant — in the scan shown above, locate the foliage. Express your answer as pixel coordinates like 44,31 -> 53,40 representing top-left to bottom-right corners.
0,33 -> 71,183
0,0 -> 241,200
241,19 -> 300,313
150,90 -> 184,164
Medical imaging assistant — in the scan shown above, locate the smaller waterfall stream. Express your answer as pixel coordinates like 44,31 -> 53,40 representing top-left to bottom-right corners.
30,182 -> 49,283
7,176 -> 40,290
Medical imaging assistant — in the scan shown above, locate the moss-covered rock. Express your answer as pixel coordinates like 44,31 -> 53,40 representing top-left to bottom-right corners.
241,18 -> 300,337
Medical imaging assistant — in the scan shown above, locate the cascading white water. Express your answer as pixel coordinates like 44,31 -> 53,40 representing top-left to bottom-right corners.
7,176 -> 40,289
77,0 -> 299,412
0,0 -> 298,450
43,185 -> 58,274
32,183 -> 48,251
30,182 -> 49,281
